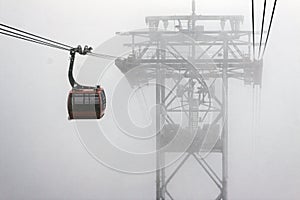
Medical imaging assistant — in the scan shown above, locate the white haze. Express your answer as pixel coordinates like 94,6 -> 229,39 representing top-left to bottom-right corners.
0,0 -> 299,199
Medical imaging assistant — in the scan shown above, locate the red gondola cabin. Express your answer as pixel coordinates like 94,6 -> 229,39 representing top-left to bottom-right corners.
67,86 -> 106,120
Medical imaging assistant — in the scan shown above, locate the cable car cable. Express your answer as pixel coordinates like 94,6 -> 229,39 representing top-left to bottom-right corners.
87,52 -> 121,60
0,28 -> 71,51
0,30 -> 70,51
0,23 -> 121,60
0,23 -> 73,49
262,0 -> 278,58
0,28 -> 120,59
251,0 -> 256,60
258,0 -> 267,59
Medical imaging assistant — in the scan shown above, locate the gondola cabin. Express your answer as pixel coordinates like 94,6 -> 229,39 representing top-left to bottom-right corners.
67,86 -> 106,120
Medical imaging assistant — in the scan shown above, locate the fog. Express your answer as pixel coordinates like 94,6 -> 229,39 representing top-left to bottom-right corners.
0,0 -> 300,199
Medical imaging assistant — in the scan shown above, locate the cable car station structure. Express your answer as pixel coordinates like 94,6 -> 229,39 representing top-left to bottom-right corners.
115,1 -> 264,199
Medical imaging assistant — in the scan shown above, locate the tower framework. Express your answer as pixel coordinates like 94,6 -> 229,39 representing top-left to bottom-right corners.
115,3 -> 262,199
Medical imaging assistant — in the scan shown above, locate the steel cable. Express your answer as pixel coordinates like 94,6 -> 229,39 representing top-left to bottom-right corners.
262,0 -> 278,57
0,23 -> 73,49
258,0 -> 267,59
0,31 -> 70,51
251,0 -> 256,59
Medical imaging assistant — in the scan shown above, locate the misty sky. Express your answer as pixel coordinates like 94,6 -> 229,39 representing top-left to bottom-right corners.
0,0 -> 300,199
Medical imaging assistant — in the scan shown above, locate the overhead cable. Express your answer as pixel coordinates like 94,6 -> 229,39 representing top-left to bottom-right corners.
258,0 -> 267,59
0,23 -> 73,49
0,30 -> 70,51
251,0 -> 256,59
262,0 -> 278,57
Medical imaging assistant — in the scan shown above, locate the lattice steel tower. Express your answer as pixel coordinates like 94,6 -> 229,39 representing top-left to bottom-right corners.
115,1 -> 263,199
